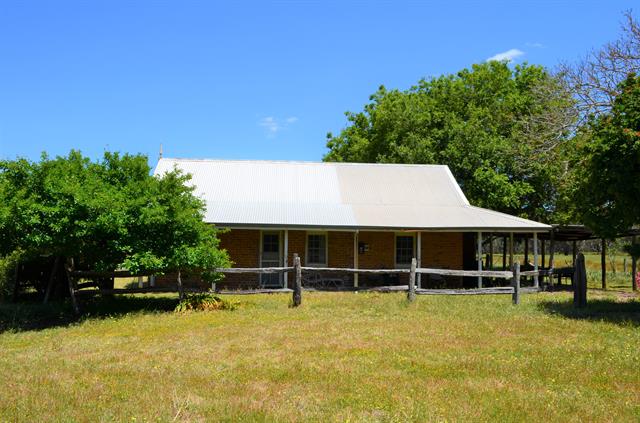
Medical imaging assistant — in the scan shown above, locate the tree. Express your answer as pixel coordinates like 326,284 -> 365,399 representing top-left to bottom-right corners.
574,73 -> 640,238
560,11 -> 640,119
325,61 -> 576,221
0,151 -> 229,287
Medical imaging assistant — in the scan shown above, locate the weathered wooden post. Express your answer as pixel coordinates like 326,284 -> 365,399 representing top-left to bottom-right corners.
293,253 -> 302,307
533,232 -> 539,289
65,259 -> 80,315
502,236 -> 507,270
548,229 -> 555,289
632,235 -> 638,292
601,239 -> 607,290
43,256 -> 60,304
11,262 -> 20,303
407,258 -> 416,302
512,261 -> 520,305
177,269 -> 185,300
477,231 -> 483,288
573,253 -> 587,308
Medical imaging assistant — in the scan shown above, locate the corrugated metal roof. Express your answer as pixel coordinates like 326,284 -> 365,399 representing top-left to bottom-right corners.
153,158 -> 550,232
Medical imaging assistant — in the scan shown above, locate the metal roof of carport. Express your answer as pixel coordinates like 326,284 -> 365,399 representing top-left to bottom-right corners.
153,158 -> 551,232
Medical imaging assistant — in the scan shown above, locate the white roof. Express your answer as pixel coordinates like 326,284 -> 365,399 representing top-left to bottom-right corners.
154,158 -> 550,232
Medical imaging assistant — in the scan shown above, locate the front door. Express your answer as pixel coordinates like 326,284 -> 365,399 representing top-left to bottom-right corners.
260,231 -> 282,288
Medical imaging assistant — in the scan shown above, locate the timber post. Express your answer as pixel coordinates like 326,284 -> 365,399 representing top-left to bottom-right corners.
502,236 -> 507,270
573,253 -> 587,308
11,262 -> 20,303
407,257 -> 416,302
43,256 -> 60,304
533,232 -> 539,289
293,254 -> 302,307
511,261 -> 520,305
66,258 -> 80,315
601,239 -> 607,290
632,235 -> 637,292
177,269 -> 184,300
548,229 -> 555,289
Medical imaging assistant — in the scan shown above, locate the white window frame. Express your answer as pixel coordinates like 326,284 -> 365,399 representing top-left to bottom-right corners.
394,233 -> 416,269
260,230 -> 283,287
305,231 -> 328,267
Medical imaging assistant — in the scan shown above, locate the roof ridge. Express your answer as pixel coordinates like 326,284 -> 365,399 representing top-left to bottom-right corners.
158,157 -> 449,168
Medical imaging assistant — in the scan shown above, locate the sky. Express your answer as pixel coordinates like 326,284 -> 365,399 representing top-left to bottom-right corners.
0,1 -> 636,165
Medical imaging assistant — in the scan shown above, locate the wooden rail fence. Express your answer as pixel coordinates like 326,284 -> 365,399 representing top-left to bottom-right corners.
66,253 -> 550,313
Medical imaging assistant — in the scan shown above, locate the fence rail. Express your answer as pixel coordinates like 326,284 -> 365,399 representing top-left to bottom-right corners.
66,254 -> 549,314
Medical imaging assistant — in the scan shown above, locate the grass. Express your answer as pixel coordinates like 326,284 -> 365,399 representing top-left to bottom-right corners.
493,252 -> 638,292
1,292 -> 639,422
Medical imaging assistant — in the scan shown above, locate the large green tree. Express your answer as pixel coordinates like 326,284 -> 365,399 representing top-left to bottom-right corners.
574,73 -> 640,238
325,61 -> 576,221
0,151 -> 229,281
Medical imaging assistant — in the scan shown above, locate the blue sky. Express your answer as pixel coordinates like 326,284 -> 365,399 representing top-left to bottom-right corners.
0,1 -> 635,165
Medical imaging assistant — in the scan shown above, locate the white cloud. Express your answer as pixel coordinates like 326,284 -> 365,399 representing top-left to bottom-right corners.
487,48 -> 525,62
258,116 -> 298,137
259,116 -> 280,134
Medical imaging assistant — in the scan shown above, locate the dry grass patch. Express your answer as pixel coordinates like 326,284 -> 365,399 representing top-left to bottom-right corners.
0,291 -> 639,421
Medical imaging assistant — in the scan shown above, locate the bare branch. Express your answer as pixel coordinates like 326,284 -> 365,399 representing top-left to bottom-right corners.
561,10 -> 640,118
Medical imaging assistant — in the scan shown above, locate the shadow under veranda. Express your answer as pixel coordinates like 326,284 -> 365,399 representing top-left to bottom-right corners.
538,295 -> 640,327
0,293 -> 180,334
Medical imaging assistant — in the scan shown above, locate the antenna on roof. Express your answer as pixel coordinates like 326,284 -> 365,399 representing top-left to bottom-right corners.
159,143 -> 163,160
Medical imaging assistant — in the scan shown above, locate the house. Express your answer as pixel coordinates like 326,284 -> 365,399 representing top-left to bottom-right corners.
153,158 -> 550,289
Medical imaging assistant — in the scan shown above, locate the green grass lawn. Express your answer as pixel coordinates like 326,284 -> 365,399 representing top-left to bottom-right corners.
1,291 -> 639,422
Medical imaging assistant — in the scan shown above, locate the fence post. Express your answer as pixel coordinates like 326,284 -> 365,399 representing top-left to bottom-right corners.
65,259 -> 80,315
293,254 -> 302,307
574,253 -> 587,308
407,257 -> 416,302
177,269 -> 185,300
512,261 -> 520,305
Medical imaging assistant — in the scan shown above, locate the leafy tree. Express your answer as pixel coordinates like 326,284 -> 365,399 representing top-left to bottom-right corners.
325,61 -> 576,221
0,151 -> 229,284
574,73 -> 640,238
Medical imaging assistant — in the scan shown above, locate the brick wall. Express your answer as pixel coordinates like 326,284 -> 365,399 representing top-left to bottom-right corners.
328,231 -> 355,268
218,229 -> 260,288
420,232 -> 464,287
156,229 -> 465,290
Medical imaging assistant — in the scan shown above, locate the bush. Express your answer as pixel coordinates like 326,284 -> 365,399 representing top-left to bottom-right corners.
174,294 -> 238,312
0,251 -> 21,301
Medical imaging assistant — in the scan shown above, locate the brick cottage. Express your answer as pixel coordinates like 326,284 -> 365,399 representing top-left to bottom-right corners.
153,159 -> 550,290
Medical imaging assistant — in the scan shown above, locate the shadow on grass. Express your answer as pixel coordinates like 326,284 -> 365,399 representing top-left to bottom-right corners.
0,294 -> 179,333
538,297 -> 640,327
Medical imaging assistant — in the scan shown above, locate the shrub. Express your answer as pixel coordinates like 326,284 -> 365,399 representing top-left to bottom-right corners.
0,251 -> 21,301
174,294 -> 238,312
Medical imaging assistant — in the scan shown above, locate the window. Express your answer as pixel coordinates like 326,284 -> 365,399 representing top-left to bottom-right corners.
395,235 -> 414,267
307,233 -> 327,266
262,233 -> 279,254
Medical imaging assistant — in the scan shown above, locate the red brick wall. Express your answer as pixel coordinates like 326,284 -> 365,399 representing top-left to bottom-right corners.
286,230 -> 306,266
358,232 -> 395,269
328,231 -> 355,268
420,232 -> 464,287
156,229 -> 465,290
421,232 -> 463,269
218,229 -> 260,288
